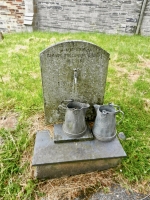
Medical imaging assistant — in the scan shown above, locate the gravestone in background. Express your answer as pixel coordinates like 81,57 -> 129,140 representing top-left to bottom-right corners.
40,40 -> 110,124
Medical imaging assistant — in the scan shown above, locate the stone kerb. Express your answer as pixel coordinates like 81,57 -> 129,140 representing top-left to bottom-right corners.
40,40 -> 110,124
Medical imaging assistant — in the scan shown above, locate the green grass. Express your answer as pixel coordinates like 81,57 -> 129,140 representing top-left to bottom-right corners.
0,32 -> 150,199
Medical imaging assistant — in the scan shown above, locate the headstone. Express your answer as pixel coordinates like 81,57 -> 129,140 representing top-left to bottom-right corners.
40,40 -> 110,124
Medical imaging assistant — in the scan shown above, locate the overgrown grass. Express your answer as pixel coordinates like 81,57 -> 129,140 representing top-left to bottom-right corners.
0,32 -> 150,199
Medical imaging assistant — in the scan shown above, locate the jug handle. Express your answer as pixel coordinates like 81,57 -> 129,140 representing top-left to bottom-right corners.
108,103 -> 120,111
116,109 -> 124,125
58,99 -> 74,110
109,104 -> 124,125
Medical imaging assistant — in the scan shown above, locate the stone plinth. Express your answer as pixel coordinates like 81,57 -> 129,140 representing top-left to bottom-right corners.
32,130 -> 126,179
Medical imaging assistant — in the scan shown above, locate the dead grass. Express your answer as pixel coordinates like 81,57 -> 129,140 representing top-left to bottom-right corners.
111,63 -> 140,83
112,56 -> 150,82
28,113 -> 54,138
128,71 -> 141,82
116,173 -> 150,195
50,37 -> 57,44
8,45 -> 28,55
35,169 -> 115,200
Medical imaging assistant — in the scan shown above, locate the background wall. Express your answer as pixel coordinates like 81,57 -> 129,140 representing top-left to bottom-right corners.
0,0 -> 25,33
34,0 -> 142,35
140,0 -> 150,36
0,0 -> 150,36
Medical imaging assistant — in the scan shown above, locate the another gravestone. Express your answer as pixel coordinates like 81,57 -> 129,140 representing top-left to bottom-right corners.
40,40 -> 110,124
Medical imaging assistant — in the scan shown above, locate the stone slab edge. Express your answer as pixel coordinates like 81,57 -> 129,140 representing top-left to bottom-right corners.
34,158 -> 121,179
32,130 -> 126,166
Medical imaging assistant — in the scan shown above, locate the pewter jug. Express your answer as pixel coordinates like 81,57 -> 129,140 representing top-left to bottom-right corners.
59,100 -> 90,138
92,103 -> 124,141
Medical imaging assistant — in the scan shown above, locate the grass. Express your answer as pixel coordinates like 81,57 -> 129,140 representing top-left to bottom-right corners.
0,32 -> 150,199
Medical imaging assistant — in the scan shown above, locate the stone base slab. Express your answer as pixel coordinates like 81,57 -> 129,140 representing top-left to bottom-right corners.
32,130 -> 126,179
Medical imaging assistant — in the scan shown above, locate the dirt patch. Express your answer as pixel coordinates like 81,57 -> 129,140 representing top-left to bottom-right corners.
114,64 -> 141,82
128,71 -> 141,82
0,112 -> 18,131
117,67 -> 128,74
113,63 -> 128,75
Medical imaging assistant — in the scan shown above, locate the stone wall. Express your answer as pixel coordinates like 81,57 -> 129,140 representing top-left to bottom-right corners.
140,0 -> 150,36
0,0 -> 150,35
34,0 -> 143,35
0,0 -> 25,32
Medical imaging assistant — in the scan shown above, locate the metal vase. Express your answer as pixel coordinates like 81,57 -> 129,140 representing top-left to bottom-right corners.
59,100 -> 90,138
92,103 -> 124,141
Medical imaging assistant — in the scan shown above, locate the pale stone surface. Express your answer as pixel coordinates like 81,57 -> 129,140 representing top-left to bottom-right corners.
40,40 -> 110,123
32,130 -> 126,179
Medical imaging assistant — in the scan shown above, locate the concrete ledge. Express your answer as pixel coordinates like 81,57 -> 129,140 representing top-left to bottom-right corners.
35,158 -> 121,179
32,130 -> 126,179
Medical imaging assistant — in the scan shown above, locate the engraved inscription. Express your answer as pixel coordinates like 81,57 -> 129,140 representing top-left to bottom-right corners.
47,53 -> 101,58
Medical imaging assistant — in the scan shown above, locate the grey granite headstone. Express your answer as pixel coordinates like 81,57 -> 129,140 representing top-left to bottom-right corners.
40,40 -> 110,124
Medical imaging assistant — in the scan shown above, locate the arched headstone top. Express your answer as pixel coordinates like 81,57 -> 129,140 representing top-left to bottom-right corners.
40,40 -> 110,57
40,40 -> 110,124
